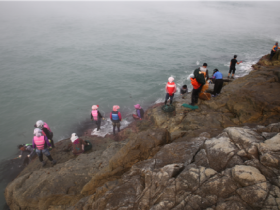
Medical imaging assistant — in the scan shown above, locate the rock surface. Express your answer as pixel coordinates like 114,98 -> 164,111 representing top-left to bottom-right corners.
5,64 -> 280,209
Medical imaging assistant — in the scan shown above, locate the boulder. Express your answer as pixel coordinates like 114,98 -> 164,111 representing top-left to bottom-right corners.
232,165 -> 268,208
204,136 -> 239,172
225,127 -> 264,158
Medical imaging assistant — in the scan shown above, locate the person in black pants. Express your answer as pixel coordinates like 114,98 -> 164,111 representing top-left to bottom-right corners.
212,69 -> 224,97
34,120 -> 55,148
270,42 -> 280,60
191,85 -> 203,104
228,55 -> 242,79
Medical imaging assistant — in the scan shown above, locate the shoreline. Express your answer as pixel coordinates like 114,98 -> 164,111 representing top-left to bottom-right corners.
5,52 -> 280,209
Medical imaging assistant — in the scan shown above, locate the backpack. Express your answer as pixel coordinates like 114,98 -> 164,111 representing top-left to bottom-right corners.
194,68 -> 206,85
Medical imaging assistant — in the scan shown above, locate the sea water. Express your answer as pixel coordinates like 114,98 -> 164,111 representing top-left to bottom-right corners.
0,2 -> 280,207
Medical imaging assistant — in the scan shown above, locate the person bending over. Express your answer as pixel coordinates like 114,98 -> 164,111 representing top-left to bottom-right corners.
133,104 -> 144,120
212,69 -> 223,97
180,85 -> 188,99
17,144 -> 35,167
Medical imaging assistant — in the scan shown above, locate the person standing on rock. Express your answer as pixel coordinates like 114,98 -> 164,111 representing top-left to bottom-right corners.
190,64 -> 206,106
34,120 -> 55,148
110,105 -> 122,135
211,69 -> 223,97
228,55 -> 242,79
70,133 -> 91,155
91,105 -> 104,131
33,128 -> 56,167
164,77 -> 177,106
270,42 -> 280,60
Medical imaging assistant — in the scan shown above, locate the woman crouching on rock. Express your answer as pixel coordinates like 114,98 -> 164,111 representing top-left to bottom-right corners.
33,128 -> 56,167
70,133 -> 91,155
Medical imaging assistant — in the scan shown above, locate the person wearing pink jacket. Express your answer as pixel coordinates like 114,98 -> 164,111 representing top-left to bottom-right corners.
33,128 -> 56,167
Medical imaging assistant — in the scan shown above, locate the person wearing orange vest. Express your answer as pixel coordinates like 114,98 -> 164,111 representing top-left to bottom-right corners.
189,73 -> 203,106
164,77 -> 177,106
33,128 -> 56,167
270,42 -> 280,60
91,105 -> 104,131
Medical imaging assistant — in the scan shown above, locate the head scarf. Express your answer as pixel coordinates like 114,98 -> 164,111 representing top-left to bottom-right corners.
34,128 -> 42,137
70,133 -> 79,142
36,120 -> 44,128
134,104 -> 141,109
168,77 -> 174,83
92,105 -> 99,110
113,105 -> 120,111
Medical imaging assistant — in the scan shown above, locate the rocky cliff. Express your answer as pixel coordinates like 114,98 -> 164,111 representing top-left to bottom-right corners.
5,54 -> 280,210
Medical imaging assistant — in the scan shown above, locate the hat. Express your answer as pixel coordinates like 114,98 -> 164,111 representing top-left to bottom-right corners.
203,63 -> 207,67
36,120 -> 44,128
113,105 -> 120,111
134,104 -> 141,109
168,77 -> 174,83
189,73 -> 194,78
70,133 -> 79,142
92,105 -> 98,110
34,128 -> 42,137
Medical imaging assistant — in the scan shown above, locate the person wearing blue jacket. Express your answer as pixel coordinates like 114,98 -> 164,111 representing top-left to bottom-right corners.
212,69 -> 223,97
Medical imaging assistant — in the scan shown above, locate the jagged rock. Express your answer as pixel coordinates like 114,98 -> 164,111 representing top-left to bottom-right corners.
5,66 -> 280,209
232,165 -> 268,208
204,136 -> 239,172
258,133 -> 280,171
257,123 -> 280,133
225,127 -> 264,158
262,132 -> 279,140
81,128 -> 170,195
5,141 -> 126,210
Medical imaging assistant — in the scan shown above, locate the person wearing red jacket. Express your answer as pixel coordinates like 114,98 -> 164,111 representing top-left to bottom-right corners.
164,77 -> 177,106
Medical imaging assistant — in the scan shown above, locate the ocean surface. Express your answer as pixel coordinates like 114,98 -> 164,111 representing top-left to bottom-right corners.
0,1 -> 280,208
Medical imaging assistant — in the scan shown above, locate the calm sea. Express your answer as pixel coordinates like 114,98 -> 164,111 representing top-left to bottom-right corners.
0,2 -> 279,208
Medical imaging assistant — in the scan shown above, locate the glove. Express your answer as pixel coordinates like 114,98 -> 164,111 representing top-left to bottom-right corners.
18,155 -> 22,158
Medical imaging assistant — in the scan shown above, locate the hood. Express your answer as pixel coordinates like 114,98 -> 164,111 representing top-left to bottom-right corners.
92,105 -> 99,110
168,77 -> 174,83
113,105 -> 120,111
70,133 -> 79,142
134,104 -> 141,109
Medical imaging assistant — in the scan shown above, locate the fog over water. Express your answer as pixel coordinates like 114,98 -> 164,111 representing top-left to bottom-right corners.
0,1 -> 280,207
